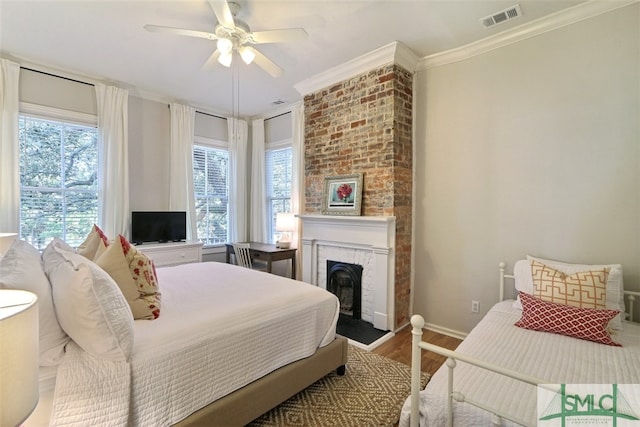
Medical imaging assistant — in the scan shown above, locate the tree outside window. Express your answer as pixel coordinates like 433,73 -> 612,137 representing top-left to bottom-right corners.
19,115 -> 98,249
266,146 -> 292,243
193,144 -> 229,245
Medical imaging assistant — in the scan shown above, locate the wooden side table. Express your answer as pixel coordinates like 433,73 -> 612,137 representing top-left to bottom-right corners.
225,242 -> 296,279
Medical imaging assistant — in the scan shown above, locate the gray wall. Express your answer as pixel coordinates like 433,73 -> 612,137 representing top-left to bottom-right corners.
20,68 -> 96,114
412,4 -> 640,333
128,97 -> 171,211
265,112 -> 292,142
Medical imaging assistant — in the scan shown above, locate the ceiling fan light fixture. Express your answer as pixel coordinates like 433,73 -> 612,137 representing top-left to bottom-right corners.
145,0 -> 299,77
216,37 -> 233,54
218,51 -> 233,67
239,47 -> 255,65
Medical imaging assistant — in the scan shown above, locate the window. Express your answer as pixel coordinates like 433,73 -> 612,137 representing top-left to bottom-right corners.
19,114 -> 99,249
265,143 -> 293,243
193,141 -> 229,245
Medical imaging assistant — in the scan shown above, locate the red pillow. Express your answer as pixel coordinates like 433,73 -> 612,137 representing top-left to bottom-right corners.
515,292 -> 621,346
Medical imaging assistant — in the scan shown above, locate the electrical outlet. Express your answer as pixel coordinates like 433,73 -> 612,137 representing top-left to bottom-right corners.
471,300 -> 480,314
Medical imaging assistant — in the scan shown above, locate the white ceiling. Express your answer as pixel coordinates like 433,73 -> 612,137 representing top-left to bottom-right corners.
0,0 -> 585,118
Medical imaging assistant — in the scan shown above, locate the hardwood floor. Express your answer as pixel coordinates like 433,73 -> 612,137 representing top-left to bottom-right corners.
372,325 -> 463,376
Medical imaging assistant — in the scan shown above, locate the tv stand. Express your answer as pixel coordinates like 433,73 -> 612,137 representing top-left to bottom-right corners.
137,241 -> 203,267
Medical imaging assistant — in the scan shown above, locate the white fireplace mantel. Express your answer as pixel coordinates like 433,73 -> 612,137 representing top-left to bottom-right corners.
297,214 -> 395,331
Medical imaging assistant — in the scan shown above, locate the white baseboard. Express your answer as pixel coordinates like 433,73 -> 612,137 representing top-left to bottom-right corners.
347,331 -> 395,352
423,322 -> 468,341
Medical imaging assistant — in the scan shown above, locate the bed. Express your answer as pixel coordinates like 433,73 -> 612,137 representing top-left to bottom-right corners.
400,256 -> 640,427
0,237 -> 347,427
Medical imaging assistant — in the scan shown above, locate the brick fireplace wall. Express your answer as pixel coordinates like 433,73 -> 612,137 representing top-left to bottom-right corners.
302,63 -> 413,329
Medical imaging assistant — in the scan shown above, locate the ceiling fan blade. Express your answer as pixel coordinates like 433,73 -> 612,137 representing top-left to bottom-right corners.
202,50 -> 221,71
249,28 -> 308,44
248,47 -> 283,78
208,0 -> 235,29
144,24 -> 217,40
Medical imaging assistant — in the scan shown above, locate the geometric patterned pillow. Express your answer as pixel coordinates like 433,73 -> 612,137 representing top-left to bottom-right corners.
515,292 -> 621,346
531,260 -> 608,309
119,235 -> 161,319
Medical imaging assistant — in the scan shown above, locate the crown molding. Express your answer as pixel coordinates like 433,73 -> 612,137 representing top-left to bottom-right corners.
294,41 -> 419,96
418,0 -> 639,70
3,52 -> 108,86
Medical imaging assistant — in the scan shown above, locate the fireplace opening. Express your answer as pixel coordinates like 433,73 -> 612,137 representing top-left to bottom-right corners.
327,260 -> 363,320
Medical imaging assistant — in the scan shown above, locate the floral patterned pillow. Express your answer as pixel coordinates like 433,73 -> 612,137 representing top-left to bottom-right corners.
119,235 -> 161,319
94,236 -> 161,320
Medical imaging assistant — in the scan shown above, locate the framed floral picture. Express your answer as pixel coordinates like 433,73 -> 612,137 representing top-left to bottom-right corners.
322,173 -> 363,216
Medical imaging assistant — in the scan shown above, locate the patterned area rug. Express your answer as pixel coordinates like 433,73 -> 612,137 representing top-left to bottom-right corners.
248,345 -> 430,427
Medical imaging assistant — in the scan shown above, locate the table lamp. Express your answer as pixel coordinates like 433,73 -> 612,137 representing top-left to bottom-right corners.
0,289 -> 39,427
275,213 -> 295,249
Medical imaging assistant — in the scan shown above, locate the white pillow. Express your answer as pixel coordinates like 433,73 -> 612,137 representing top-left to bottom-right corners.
44,241 -> 134,361
513,259 -> 532,296
0,239 -> 70,366
516,255 -> 624,331
42,238 -> 76,274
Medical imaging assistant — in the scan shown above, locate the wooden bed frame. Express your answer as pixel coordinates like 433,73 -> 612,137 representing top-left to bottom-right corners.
408,263 -> 640,427
175,335 -> 348,426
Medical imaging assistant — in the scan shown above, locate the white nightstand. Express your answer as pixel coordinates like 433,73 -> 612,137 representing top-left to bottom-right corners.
137,241 -> 203,267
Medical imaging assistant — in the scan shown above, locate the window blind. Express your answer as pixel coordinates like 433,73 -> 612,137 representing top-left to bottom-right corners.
265,146 -> 292,243
193,144 -> 229,245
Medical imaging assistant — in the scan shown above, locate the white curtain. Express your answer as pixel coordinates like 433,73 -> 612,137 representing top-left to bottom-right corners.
0,59 -> 20,233
290,103 -> 305,254
228,117 -> 248,242
250,118 -> 267,242
169,103 -> 198,241
95,83 -> 129,238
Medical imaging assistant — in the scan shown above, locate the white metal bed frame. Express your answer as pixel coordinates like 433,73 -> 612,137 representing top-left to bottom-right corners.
409,262 -> 640,427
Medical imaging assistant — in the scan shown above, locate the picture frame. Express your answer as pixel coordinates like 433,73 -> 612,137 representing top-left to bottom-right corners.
321,173 -> 363,216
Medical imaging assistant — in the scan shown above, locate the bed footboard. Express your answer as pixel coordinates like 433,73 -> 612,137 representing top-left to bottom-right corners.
410,315 -> 546,427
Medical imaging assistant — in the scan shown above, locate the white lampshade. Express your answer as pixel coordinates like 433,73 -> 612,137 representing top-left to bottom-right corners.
218,51 -> 233,67
276,212 -> 295,233
275,213 -> 296,248
216,37 -> 233,54
239,46 -> 255,65
0,233 -> 17,256
0,289 -> 39,427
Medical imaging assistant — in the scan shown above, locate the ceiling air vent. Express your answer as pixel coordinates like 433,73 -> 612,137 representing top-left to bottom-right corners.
480,4 -> 522,29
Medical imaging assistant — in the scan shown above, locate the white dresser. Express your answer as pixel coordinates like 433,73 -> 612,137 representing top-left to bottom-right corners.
137,241 -> 203,267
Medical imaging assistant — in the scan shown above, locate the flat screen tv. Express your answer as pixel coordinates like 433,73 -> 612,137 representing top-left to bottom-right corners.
131,211 -> 186,244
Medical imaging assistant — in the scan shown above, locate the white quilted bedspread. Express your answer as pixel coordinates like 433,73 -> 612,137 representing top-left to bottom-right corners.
50,342 -> 130,426
400,300 -> 640,427
50,262 -> 339,427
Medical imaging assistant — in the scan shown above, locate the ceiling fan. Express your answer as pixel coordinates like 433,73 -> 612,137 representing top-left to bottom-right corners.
144,0 -> 307,77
